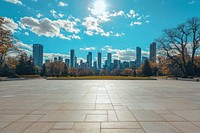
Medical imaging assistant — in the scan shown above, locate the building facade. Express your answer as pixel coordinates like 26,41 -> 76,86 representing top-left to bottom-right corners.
33,44 -> 43,69
70,49 -> 75,67
136,47 -> 141,67
150,42 -> 157,62
98,52 -> 102,69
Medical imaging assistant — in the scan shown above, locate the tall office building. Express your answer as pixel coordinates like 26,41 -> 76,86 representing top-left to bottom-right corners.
93,61 -> 97,69
150,42 -> 157,62
136,47 -> 141,67
98,52 -> 102,69
54,57 -> 57,62
58,56 -> 63,63
87,52 -> 92,69
142,56 -> 148,64
70,49 -> 75,67
33,44 -> 43,69
113,59 -> 119,69
107,53 -> 112,67
65,59 -> 70,66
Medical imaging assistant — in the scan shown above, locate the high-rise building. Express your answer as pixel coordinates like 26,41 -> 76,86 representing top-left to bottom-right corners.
58,56 -> 63,62
93,61 -> 97,69
75,56 -> 78,68
98,52 -> 102,69
65,59 -> 70,66
70,49 -> 75,67
150,42 -> 157,62
113,59 -> 120,69
142,56 -> 148,64
54,57 -> 57,62
33,44 -> 43,69
87,52 -> 92,69
107,53 -> 112,67
136,47 -> 141,67
129,61 -> 136,69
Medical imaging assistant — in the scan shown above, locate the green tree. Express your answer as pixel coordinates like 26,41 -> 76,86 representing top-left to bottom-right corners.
0,63 -> 14,77
142,60 -> 153,76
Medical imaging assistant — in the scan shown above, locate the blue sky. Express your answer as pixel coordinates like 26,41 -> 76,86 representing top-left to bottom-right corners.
1,0 -> 200,62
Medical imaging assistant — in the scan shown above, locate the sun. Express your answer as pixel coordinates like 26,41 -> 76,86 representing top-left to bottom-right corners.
94,0 -> 106,14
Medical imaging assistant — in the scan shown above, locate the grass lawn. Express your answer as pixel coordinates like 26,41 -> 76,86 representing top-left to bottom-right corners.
46,76 -> 156,80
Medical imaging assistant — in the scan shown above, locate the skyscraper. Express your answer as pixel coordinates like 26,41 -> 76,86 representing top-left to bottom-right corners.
150,42 -> 157,62
98,52 -> 102,69
142,56 -> 148,64
58,56 -> 63,62
136,47 -> 141,67
70,49 -> 75,67
107,53 -> 112,68
33,44 -> 43,69
87,52 -> 92,69
65,59 -> 70,66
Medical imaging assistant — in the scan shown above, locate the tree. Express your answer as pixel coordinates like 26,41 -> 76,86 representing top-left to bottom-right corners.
0,17 -> 17,70
142,60 -> 153,76
62,64 -> 68,76
156,17 -> 200,77
0,63 -> 14,77
41,63 -> 47,77
120,68 -> 133,76
15,53 -> 35,75
69,68 -> 78,77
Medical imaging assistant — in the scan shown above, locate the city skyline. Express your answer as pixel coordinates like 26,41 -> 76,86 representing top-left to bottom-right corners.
1,0 -> 200,62
40,42 -> 155,70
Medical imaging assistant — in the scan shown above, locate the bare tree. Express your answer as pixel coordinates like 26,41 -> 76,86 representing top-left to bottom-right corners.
156,17 -> 200,76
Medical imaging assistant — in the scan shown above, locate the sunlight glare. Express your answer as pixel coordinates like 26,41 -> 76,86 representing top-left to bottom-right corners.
94,0 -> 106,14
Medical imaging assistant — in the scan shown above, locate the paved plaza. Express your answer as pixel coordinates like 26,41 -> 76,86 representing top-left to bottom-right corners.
0,79 -> 200,133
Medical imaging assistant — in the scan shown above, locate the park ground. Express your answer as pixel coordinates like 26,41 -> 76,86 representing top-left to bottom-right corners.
0,79 -> 200,133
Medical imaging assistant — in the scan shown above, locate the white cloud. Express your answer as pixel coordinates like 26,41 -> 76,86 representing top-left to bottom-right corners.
50,9 -> 57,18
2,17 -> 18,33
20,17 -> 81,40
189,0 -> 196,4
58,13 -> 64,18
15,41 -> 32,51
3,0 -> 22,5
36,13 -> 43,18
80,47 -> 96,51
127,9 -> 139,18
130,21 -> 142,26
114,33 -> 125,37
58,1 -> 68,7
101,45 -> 148,61
24,32 -> 29,36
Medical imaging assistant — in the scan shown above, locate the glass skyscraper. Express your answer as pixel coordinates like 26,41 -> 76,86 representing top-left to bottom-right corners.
98,52 -> 102,69
150,42 -> 157,62
70,49 -> 75,67
136,47 -> 141,67
33,44 -> 43,69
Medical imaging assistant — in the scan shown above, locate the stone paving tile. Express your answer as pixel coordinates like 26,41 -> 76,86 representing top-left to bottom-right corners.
39,111 -> 86,122
101,122 -> 141,129
95,104 -> 113,110
53,123 -> 74,130
73,123 -> 100,133
0,115 -> 24,122
140,122 -> 181,133
17,115 -> 43,122
115,110 -> 137,121
131,110 -> 165,122
172,110 -> 200,121
23,122 -> 55,133
85,115 -> 107,122
0,122 -> 32,133
193,122 -> 200,128
108,111 -> 118,122
0,122 -> 11,129
170,122 -> 200,133
101,129 -> 145,133
160,114 -> 186,122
